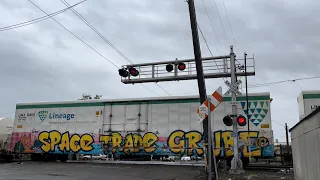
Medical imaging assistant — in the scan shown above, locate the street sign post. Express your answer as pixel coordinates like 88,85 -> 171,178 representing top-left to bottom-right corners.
196,86 -> 223,123
197,87 -> 222,180
207,97 -> 219,180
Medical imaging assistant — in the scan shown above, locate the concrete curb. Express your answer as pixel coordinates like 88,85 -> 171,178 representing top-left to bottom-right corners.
68,160 -> 205,167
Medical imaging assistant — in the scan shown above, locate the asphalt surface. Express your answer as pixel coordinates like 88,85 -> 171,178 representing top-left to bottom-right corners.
0,160 -> 295,180
0,161 -> 204,180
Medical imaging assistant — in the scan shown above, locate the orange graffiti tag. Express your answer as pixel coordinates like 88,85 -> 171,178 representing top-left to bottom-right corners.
20,134 -> 36,153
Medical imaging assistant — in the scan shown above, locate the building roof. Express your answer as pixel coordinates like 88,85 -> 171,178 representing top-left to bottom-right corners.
300,90 -> 320,95
289,106 -> 320,132
16,92 -> 271,109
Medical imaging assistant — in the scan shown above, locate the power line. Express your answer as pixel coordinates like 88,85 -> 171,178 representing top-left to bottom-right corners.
27,0 -> 164,96
28,0 -> 119,68
248,75 -> 320,88
197,24 -> 227,82
59,0 -> 133,64
59,0 -> 170,96
211,0 -> 229,41
272,120 -> 285,127
220,0 -> 236,45
0,0 -> 87,32
173,75 -> 320,96
200,0 -> 223,54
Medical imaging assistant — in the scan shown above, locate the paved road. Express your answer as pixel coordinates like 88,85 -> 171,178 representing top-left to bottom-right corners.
0,161 -> 203,180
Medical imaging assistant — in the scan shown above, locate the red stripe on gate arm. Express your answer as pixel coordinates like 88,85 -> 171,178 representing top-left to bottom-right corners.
209,103 -> 216,112
212,91 -> 222,102
203,99 -> 209,107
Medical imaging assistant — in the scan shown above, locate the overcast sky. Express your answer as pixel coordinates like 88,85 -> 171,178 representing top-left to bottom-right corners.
0,0 -> 319,142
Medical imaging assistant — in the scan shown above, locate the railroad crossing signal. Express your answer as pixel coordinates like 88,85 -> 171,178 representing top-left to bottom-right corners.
165,62 -> 186,72
223,115 -> 233,126
237,115 -> 247,126
118,67 -> 140,77
222,114 -> 247,127
196,86 -> 223,123
224,80 -> 242,96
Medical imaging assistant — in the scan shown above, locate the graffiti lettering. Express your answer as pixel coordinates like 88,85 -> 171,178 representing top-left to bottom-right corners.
167,130 -> 203,156
38,131 -> 94,153
33,130 -> 272,158
99,132 -> 158,154
212,131 -> 272,157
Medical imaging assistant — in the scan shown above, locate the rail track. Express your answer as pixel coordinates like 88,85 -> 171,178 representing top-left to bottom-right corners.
245,164 -> 293,171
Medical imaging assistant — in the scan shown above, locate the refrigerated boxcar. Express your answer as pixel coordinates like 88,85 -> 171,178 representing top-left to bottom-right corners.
10,93 -> 274,164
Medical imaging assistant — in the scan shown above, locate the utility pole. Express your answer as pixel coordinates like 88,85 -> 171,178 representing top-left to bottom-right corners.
229,46 -> 244,174
285,123 -> 289,146
244,52 -> 252,162
187,0 -> 214,177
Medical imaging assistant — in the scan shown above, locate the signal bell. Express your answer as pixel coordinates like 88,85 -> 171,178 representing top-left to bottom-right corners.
237,115 -> 247,126
223,115 -> 233,126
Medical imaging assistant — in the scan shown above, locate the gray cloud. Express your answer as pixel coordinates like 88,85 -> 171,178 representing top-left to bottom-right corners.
0,0 -> 319,142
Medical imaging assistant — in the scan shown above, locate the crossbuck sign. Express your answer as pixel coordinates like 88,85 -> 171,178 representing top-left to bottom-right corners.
224,80 -> 242,97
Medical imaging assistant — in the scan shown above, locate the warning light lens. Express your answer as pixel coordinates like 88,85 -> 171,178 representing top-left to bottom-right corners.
118,68 -> 128,77
223,115 -> 233,126
128,67 -> 139,77
237,115 -> 246,126
166,64 -> 173,72
238,117 -> 245,124
178,62 -> 186,71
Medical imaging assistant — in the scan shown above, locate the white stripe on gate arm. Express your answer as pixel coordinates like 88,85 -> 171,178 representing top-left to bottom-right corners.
210,86 -> 222,107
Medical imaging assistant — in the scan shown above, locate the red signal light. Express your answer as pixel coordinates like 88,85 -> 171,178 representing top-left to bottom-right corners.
237,115 -> 246,126
178,62 -> 186,71
128,67 -> 139,77
238,117 -> 245,123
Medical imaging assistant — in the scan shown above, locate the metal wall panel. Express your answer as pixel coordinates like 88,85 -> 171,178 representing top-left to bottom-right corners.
14,107 -> 104,134
190,103 -> 203,132
102,105 -> 112,133
157,104 -> 169,136
305,129 -> 319,180
139,104 -> 148,132
291,112 -> 320,180
149,104 -> 158,133
110,105 -> 126,132
168,104 -> 180,133
179,103 -> 192,132
125,105 -> 140,132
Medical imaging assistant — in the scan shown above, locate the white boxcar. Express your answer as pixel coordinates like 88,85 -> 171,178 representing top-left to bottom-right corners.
10,93 -> 274,162
297,90 -> 320,120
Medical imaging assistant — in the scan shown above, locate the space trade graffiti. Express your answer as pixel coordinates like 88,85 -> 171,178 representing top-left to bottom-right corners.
10,130 -> 274,157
